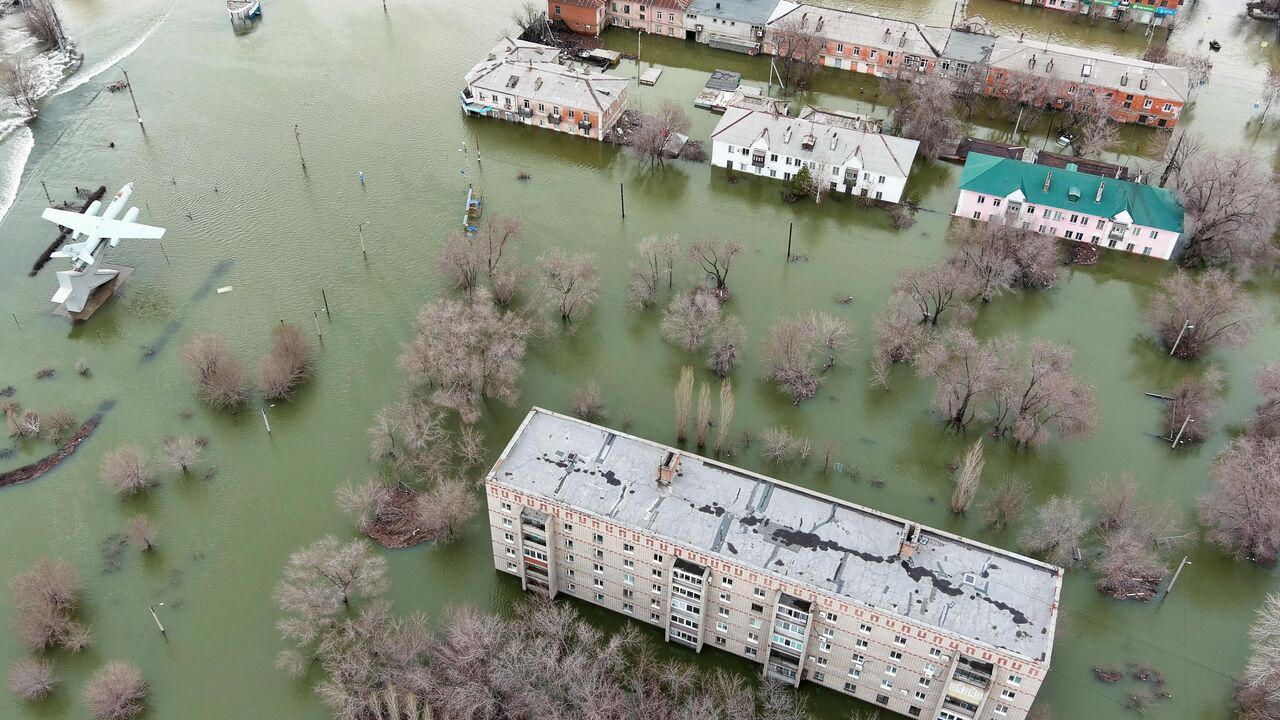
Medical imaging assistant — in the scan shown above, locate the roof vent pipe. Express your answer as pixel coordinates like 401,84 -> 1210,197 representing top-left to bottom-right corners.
1043,171 -> 1053,192
1096,181 -> 1105,202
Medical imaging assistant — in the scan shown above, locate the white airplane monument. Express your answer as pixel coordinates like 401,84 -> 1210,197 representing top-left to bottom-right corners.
40,183 -> 165,320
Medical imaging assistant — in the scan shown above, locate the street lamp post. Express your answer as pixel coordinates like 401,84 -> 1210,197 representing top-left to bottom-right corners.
357,221 -> 371,257
1169,320 -> 1195,356
149,603 -> 166,636
1171,415 -> 1194,448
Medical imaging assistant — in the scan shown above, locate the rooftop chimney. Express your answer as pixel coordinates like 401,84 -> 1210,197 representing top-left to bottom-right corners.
658,451 -> 681,486
1043,171 -> 1053,192
1095,180 -> 1105,202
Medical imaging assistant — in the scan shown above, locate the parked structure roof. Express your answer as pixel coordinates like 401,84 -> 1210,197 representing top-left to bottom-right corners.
491,409 -> 1064,663
959,153 -> 1182,231
954,137 -> 1028,162
1034,149 -> 1131,180
941,28 -> 995,66
688,0 -> 781,25
464,38 -> 629,114
769,2 -> 947,59
988,36 -> 1189,102
711,104 -> 919,179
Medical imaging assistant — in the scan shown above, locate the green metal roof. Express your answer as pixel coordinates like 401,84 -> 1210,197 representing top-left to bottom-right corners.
959,153 -> 1184,233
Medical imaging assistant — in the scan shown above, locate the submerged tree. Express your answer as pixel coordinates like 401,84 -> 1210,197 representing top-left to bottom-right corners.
83,662 -> 148,720
436,215 -> 524,304
1199,436 -> 1280,565
101,446 -> 155,496
951,220 -> 1063,302
1019,496 -> 1087,568
181,334 -> 247,410
1144,270 -> 1256,359
21,0 -> 65,49
126,515 -> 157,552
892,70 -> 962,160
661,289 -> 722,352
762,312 -> 854,404
990,339 -> 1097,447
626,235 -> 679,309
688,238 -> 743,292
892,261 -> 976,325
399,289 -> 534,423
1172,148 -> 1280,272
674,366 -> 694,443
706,315 -> 746,378
258,323 -> 314,401
630,101 -> 692,168
1237,592 -> 1280,720
715,380 -> 735,456
769,13 -> 824,92
1,56 -> 40,117
415,479 -> 479,545
160,435 -> 203,475
1091,475 -> 1185,601
536,248 -> 599,322
915,328 -> 1016,431
981,476 -> 1030,530
7,657 -> 58,702
10,558 -> 91,653
571,382 -> 606,423
1162,365 -> 1225,446
1068,90 -> 1120,159
274,536 -> 389,667
951,438 -> 985,514
869,295 -> 931,390
695,383 -> 712,449
1251,363 -> 1280,440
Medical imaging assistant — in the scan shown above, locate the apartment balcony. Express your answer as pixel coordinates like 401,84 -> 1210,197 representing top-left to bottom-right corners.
952,666 -> 991,689
1108,225 -> 1129,242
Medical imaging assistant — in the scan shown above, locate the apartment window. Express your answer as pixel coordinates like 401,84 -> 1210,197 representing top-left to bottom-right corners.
855,638 -> 868,649
1163,103 -> 1173,112
751,603 -> 765,613
623,543 -> 634,553
503,532 -> 514,542
565,553 -> 575,563
622,588 -> 634,598
505,547 -> 515,557
1069,214 -> 1078,223
914,691 -> 927,701
716,622 -> 728,632
929,648 -> 942,659
924,663 -> 938,676
909,708 -> 921,717
568,582 -> 576,591
836,43 -> 844,52
1026,205 -> 1035,214
593,578 -> 604,588
880,679 -> 893,690
624,574 -> 635,585
595,593 -> 606,602
567,568 -> 576,578
506,561 -> 517,570
563,523 -> 573,532
565,539 -> 574,549
719,592 -> 730,603
819,640 -> 832,653
972,212 -> 981,220
652,568 -> 663,579
1144,98 -> 1153,109
748,632 -> 759,643
822,611 -> 838,622
992,199 -> 1002,208
593,563 -> 604,574
537,103 -> 544,112
894,635 -> 907,646
500,502 -> 512,511
918,677 -> 931,688
769,154 -> 778,162
1038,224 -> 1046,233
721,576 -> 733,588
889,651 -> 903,661
821,628 -> 835,638
501,518 -> 512,528
859,623 -> 872,634
813,672 -> 825,682
652,584 -> 663,594
718,607 -> 730,618
976,196 -> 985,204
594,549 -> 604,559
1096,219 -> 1106,230
1126,242 -> 1136,251
653,553 -> 664,563
750,618 -> 762,629
1143,246 -> 1152,256
848,666 -> 861,679
1009,675 -> 1023,686
651,598 -> 661,608
844,682 -> 858,693
554,5 -> 561,15
745,647 -> 758,657
623,558 -> 634,569
623,602 -> 634,613
651,612 -> 661,621
1001,689 -> 1017,700
885,666 -> 897,677
1149,230 -> 1159,239
592,533 -> 604,543
994,705 -> 1010,716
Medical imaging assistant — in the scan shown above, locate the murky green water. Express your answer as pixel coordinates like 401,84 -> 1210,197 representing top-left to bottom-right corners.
1,0 -> 1278,718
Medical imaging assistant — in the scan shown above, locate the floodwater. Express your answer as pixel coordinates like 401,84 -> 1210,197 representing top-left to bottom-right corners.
0,0 -> 1277,718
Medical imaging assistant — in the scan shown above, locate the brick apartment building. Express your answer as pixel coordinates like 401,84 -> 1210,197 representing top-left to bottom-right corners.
549,0 -> 607,36
766,1 -> 948,78
487,409 -> 1064,720
985,36 -> 1189,128
603,0 -> 692,36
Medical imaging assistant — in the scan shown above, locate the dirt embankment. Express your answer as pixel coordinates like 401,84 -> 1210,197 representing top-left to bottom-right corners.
0,400 -> 113,488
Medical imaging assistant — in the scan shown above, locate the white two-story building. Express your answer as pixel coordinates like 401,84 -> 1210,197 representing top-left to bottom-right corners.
954,153 -> 1184,259
710,104 -> 919,203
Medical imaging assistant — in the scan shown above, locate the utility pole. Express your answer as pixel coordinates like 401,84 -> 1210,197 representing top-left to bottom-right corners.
786,222 -> 793,260
1013,106 -> 1024,135
619,182 -> 626,219
40,180 -> 52,205
261,408 -> 272,434
357,220 -> 370,256
313,311 -> 323,341
1158,131 -> 1183,187
149,603 -> 166,636
293,125 -> 307,172
321,288 -> 331,318
474,133 -> 482,170
1163,556 -> 1191,599
1171,415 -> 1194,448
1169,319 -> 1194,356
121,69 -> 143,130
637,30 -> 641,82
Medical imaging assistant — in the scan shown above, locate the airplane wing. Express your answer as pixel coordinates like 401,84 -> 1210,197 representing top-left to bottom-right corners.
50,242 -> 87,259
96,217 -> 166,240
42,208 -> 103,235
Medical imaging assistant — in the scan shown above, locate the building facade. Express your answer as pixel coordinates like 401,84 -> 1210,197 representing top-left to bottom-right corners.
604,0 -> 691,35
487,409 -> 1063,720
1001,0 -> 1180,26
549,0 -> 607,35
954,153 -> 1183,259
684,0 -> 782,53
710,104 -> 919,203
460,38 -> 629,141
765,2 -> 948,77
984,37 -> 1189,127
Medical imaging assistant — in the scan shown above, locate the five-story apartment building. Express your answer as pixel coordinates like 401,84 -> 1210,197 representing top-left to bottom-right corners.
487,409 -> 1064,720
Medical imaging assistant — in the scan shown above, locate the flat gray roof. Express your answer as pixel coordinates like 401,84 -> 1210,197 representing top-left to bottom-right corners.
491,409 -> 1063,663
689,0 -> 781,25
990,36 -> 1189,102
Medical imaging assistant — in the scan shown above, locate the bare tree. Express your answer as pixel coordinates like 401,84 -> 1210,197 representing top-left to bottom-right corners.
914,328 -> 1016,430
101,446 -> 155,496
707,315 -> 746,377
1091,475 -> 1184,600
990,339 -> 1097,447
1020,496 -> 1087,568
627,235 -> 679,308
1251,363 -> 1280,440
571,383 -> 606,422
1162,365 -> 1224,445
981,476 -> 1030,530
536,248 -> 599,322
7,657 -> 58,702
1068,90 -> 1119,159
1153,129 -> 1204,188
769,14 -> 824,92
437,216 -> 524,303
160,435 -> 203,475
762,312 -> 854,404
951,219 -> 1063,302
870,295 -> 931,390
10,558 -> 91,653
761,427 -> 812,464
1199,436 -> 1280,565
14,408 -> 40,438
1173,148 -> 1280,271
1,56 -> 40,117
892,71 -> 962,160
674,366 -> 694,443
21,0 -> 64,49
695,383 -> 712,448
511,0 -> 545,37
41,408 -> 76,444
83,662 -> 148,720
951,438 -> 985,514
630,101 -> 692,168
1094,527 -> 1167,601
274,537 -> 388,666
996,71 -> 1060,130
892,261 -> 976,325
715,380 -> 735,456
181,334 -> 247,410
416,479 -> 478,544
399,289 -> 534,424
126,515 -> 157,552
688,238 -> 743,292
1238,593 -> 1280,720
661,289 -> 722,352
258,323 -> 313,401
1144,270 -> 1256,359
